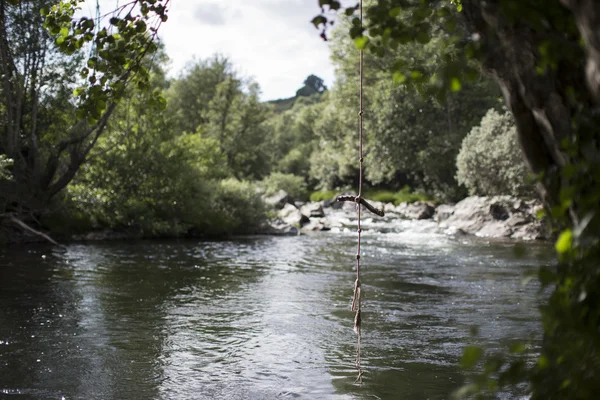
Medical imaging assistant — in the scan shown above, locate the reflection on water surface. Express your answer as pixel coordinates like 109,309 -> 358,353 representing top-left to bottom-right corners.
0,226 -> 553,399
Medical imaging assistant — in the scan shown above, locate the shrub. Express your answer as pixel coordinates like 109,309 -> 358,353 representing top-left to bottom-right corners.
456,108 -> 534,197
209,178 -> 266,235
277,147 -> 311,177
260,172 -> 308,201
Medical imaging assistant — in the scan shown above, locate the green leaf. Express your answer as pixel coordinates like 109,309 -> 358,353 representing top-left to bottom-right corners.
393,71 -> 406,83
450,77 -> 462,92
389,7 -> 402,17
443,19 -> 457,33
354,36 -> 369,50
460,346 -> 483,369
509,343 -> 526,354
555,229 -> 573,254
311,16 -> 327,28
535,208 -> 546,220
539,266 -> 557,286
416,30 -> 430,44
410,70 -> 423,79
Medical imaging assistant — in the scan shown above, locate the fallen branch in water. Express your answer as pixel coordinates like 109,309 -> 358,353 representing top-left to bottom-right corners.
336,195 -> 385,217
4,215 -> 65,247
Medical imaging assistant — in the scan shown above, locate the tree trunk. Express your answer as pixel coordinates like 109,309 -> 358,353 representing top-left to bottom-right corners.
460,0 -> 596,221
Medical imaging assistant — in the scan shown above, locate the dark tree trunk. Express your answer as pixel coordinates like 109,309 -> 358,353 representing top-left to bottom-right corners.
460,0 -> 597,222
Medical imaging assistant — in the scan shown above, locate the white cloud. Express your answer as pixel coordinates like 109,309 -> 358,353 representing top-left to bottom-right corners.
159,0 -> 335,100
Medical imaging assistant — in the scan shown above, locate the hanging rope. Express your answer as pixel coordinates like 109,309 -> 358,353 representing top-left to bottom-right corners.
336,0 -> 384,384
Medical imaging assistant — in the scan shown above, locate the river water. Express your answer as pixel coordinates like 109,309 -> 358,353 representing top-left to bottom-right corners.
0,217 -> 553,400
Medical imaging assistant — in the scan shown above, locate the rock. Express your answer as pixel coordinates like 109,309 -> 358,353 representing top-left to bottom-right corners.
443,226 -> 467,236
321,199 -> 335,208
506,214 -> 529,227
342,200 -> 357,212
383,203 -> 398,214
332,192 -> 358,211
262,218 -> 300,236
394,202 -> 435,220
435,204 -> 455,223
511,222 -> 546,240
300,202 -> 325,218
301,219 -> 331,232
440,195 -> 546,240
490,203 -> 510,220
476,221 -> 513,238
369,201 -> 386,214
263,190 -> 295,210
278,203 -> 310,227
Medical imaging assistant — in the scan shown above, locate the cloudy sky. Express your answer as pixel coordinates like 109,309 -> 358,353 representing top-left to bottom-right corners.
154,1 -> 335,101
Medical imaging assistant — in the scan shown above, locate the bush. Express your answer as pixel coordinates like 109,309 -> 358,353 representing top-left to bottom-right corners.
456,109 -> 534,197
277,147 -> 311,177
61,131 -> 267,237
209,179 -> 267,235
260,172 -> 308,201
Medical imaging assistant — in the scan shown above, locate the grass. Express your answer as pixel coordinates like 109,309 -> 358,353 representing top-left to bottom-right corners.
367,186 -> 433,205
309,190 -> 339,202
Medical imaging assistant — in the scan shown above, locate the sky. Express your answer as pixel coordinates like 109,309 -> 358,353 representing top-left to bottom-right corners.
80,1 -> 338,101
155,1 -> 336,101
160,0 -> 334,100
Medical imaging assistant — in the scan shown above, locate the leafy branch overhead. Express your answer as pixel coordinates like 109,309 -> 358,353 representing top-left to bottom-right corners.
313,0 -> 479,100
43,0 -> 169,123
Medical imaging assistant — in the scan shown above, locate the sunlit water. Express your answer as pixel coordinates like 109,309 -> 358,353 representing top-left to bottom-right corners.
0,217 -> 553,399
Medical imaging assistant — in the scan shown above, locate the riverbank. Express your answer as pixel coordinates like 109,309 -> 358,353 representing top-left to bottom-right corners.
1,194 -> 548,246
266,193 -> 548,241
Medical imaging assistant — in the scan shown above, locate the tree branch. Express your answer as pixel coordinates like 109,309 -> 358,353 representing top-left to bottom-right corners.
4,215 -> 65,247
337,195 -> 385,217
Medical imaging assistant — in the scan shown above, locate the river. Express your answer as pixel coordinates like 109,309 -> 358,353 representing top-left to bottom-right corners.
0,218 -> 553,399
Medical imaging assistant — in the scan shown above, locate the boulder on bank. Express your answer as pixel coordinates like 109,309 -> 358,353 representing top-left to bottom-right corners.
263,218 -> 300,236
435,204 -> 455,223
301,219 -> 331,232
263,190 -> 295,210
394,201 -> 435,220
300,202 -> 325,218
437,196 -> 546,240
278,203 -> 310,227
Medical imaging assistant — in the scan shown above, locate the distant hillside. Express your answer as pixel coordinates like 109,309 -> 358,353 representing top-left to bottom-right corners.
266,74 -> 327,113
267,96 -> 298,113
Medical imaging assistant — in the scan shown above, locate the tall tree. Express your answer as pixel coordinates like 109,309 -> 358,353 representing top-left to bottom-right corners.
0,0 -> 168,227
315,13 -> 500,199
168,58 -> 271,180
